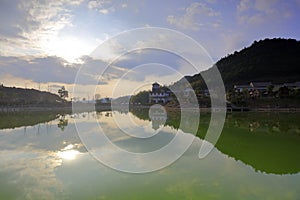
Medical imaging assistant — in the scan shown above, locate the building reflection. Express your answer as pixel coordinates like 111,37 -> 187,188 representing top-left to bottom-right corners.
149,105 -> 167,130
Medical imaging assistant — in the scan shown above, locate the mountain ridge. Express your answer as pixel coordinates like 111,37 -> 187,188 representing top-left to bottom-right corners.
174,38 -> 300,90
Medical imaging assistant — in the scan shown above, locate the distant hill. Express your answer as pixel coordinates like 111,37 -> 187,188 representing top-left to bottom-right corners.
172,38 -> 300,90
0,85 -> 69,106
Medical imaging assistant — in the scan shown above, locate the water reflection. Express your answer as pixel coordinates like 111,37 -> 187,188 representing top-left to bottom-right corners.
79,111 -> 188,173
130,109 -> 300,175
0,113 -> 88,199
57,144 -> 82,160
149,104 -> 167,130
0,112 -> 63,130
57,114 -> 68,131
0,111 -> 299,199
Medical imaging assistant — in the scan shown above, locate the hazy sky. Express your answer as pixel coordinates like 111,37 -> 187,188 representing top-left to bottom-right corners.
0,0 -> 300,98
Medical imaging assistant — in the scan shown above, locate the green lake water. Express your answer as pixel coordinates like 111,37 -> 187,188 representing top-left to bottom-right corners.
0,110 -> 299,199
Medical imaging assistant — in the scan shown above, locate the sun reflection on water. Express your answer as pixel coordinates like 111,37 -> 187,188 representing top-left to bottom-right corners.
57,144 -> 81,160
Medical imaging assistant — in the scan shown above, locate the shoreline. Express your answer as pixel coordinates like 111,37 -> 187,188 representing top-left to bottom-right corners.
1,104 -> 300,113
0,105 -> 72,113
0,103 -> 111,113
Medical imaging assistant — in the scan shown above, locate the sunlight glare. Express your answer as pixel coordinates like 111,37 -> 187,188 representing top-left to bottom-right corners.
57,149 -> 80,160
42,36 -> 95,63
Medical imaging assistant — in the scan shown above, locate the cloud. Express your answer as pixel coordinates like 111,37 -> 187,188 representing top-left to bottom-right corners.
99,9 -> 109,14
237,0 -> 251,12
206,0 -> 216,3
0,55 -> 111,85
49,84 -> 63,89
237,0 -> 292,25
88,0 -> 111,9
87,0 -> 117,14
0,55 -> 77,84
166,2 -> 220,30
0,0 -> 84,57
0,47 -> 193,92
254,0 -> 278,11
221,33 -> 248,55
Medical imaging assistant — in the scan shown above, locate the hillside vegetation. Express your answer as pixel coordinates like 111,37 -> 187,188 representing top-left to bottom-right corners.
174,38 -> 300,90
0,85 -> 69,106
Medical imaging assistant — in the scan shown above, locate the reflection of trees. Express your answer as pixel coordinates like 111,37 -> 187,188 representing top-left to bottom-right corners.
130,109 -> 300,174
131,109 -> 299,136
129,108 -> 149,121
226,113 -> 298,134
57,115 -> 68,131
0,112 -> 69,130
249,121 -> 260,132
215,114 -> 300,174
105,112 -> 112,117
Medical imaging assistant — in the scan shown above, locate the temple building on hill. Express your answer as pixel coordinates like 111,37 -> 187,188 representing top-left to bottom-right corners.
149,82 -> 172,104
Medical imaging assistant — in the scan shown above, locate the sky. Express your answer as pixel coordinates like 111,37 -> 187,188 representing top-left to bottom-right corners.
0,0 -> 300,99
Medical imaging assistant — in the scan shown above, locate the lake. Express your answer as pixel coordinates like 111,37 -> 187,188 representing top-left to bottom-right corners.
0,110 -> 299,199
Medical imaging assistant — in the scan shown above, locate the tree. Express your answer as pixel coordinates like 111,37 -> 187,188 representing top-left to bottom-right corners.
278,86 -> 290,98
296,89 -> 300,97
58,86 -> 68,99
267,85 -> 274,97
241,88 -> 250,99
130,90 -> 149,104
95,93 -> 101,100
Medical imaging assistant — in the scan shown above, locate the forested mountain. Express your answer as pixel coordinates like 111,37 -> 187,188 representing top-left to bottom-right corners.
174,38 -> 300,90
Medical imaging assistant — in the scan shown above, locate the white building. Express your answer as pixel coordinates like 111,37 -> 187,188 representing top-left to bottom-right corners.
149,82 -> 172,104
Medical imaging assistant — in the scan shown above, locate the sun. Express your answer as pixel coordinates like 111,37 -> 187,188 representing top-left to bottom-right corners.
42,36 -> 95,63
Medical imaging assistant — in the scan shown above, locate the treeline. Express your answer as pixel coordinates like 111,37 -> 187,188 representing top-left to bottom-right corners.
217,38 -> 300,86
121,38 -> 300,106
0,85 -> 69,106
172,38 -> 300,91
